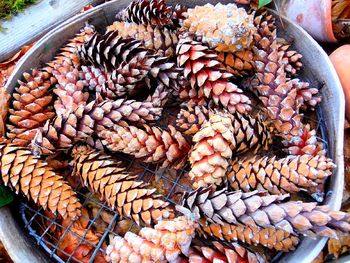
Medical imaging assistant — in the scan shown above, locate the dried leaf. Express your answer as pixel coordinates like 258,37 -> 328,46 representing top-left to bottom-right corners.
327,234 -> 350,259
0,86 -> 10,137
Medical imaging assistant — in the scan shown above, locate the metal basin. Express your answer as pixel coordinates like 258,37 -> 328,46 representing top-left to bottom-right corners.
2,1 -> 345,262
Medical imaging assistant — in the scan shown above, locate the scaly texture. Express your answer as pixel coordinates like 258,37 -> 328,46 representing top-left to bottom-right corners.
183,187 -> 350,238
7,70 -> 56,146
32,91 -> 165,155
80,63 -> 148,99
72,145 -> 174,226
98,122 -> 190,168
106,216 -> 197,262
188,241 -> 266,263
79,31 -> 180,90
227,154 -> 335,195
107,21 -> 178,57
115,0 -> 173,26
292,79 -> 321,111
177,106 -> 272,154
176,34 -> 251,113
52,62 -> 89,114
0,139 -> 81,219
189,111 -> 234,188
198,219 -> 299,252
284,124 -> 325,157
217,49 -> 255,76
7,25 -> 95,146
182,3 -> 256,52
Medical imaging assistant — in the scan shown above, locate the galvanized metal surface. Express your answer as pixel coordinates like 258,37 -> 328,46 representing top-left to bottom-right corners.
0,0 -> 104,61
4,1 -> 346,262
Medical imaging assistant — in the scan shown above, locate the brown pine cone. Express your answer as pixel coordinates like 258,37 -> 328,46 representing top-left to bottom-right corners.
189,110 -> 234,188
32,92 -> 165,155
182,3 -> 256,53
107,21 -> 178,57
177,106 -> 273,154
188,241 -> 266,263
248,38 -> 303,139
176,34 -> 251,114
7,70 -> 56,146
72,145 -> 174,226
227,154 -> 335,196
183,187 -> 350,238
115,0 -> 173,26
0,139 -> 81,219
198,219 -> 299,252
106,216 -> 197,262
79,31 -> 180,90
98,122 -> 190,168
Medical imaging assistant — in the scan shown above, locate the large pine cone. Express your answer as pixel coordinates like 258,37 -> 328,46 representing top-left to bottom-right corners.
79,31 -> 180,90
7,70 -> 56,146
0,139 -> 81,219
189,110 -> 235,188
115,0 -> 173,26
98,122 -> 190,168
227,154 -> 335,196
32,90 -> 165,155
183,187 -> 350,238
176,34 -> 251,114
177,106 -> 272,154
72,145 -> 174,226
182,3 -> 256,52
198,219 -> 299,252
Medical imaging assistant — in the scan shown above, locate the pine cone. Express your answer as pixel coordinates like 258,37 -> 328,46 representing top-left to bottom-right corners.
176,34 -> 251,114
115,0 -> 173,26
183,187 -> 350,238
198,219 -> 299,252
72,145 -> 174,226
177,106 -> 272,153
7,70 -> 56,146
227,154 -> 335,195
188,241 -> 266,263
278,42 -> 303,76
32,93 -> 165,155
0,139 -> 81,219
107,21 -> 178,57
182,3 -> 256,52
189,110 -> 235,188
249,38 -> 303,139
283,124 -> 325,156
79,31 -> 180,90
98,122 -> 190,168
253,10 -> 276,43
106,216 -> 197,262
217,49 -> 255,76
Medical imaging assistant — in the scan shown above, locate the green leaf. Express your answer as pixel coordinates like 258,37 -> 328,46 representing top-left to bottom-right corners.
0,186 -> 14,208
259,0 -> 273,8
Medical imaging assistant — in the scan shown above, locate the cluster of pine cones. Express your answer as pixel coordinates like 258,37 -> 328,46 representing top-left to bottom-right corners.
2,0 -> 349,262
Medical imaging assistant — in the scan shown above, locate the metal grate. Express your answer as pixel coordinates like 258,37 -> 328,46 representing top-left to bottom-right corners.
19,107 -> 329,263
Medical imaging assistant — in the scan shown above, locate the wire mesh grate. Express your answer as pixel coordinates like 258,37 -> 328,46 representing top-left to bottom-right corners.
19,106 -> 329,263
